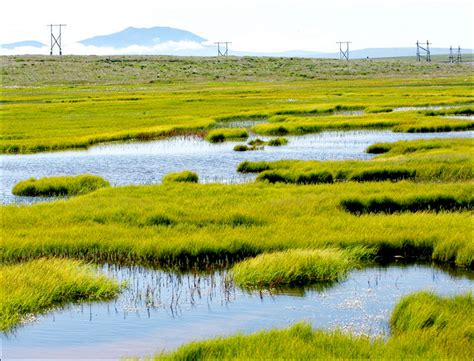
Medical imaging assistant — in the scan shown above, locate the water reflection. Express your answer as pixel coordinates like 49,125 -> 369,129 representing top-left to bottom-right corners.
2,130 -> 473,204
2,264 -> 472,359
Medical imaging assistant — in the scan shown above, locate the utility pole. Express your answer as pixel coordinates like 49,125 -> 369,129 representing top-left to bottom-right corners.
48,24 -> 66,55
448,46 -> 454,63
336,41 -> 351,60
456,46 -> 462,63
214,42 -> 231,57
416,40 -> 431,62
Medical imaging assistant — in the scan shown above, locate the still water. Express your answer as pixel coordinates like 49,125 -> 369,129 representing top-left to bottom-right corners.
2,130 -> 473,204
2,264 -> 473,360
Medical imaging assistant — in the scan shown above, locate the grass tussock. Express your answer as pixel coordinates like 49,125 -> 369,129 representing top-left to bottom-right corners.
12,174 -> 110,197
155,292 -> 474,360
0,258 -> 120,331
205,128 -> 249,143
231,249 -> 355,288
162,171 -> 199,184
341,194 -> 473,215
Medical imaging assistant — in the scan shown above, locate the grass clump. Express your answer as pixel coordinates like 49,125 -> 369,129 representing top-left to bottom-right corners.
0,258 -> 120,331
267,137 -> 288,146
233,144 -> 251,152
391,291 -> 473,337
232,249 -> 355,288
206,128 -> 248,143
341,194 -> 473,215
12,174 -> 110,197
156,292 -> 474,360
237,161 -> 271,173
162,171 -> 199,183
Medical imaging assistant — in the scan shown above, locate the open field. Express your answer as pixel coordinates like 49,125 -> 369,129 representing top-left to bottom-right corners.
1,56 -> 473,154
2,55 -> 473,86
155,292 -> 473,360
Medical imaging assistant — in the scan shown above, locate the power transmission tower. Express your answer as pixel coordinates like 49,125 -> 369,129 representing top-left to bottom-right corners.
456,46 -> 462,63
48,24 -> 66,55
214,42 -> 231,56
336,41 -> 351,60
416,40 -> 431,62
448,46 -> 454,63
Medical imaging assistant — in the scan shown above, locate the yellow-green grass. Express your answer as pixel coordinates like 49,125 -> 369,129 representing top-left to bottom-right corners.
238,138 -> 474,184
252,109 -> 474,136
154,292 -> 474,360
0,258 -> 121,331
1,181 -> 472,268
231,249 -> 357,288
205,128 -> 248,143
162,171 -> 199,184
1,75 -> 473,154
12,174 -> 110,197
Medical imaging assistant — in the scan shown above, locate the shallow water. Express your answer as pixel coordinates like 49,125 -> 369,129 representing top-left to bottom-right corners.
2,130 -> 473,204
2,264 -> 472,360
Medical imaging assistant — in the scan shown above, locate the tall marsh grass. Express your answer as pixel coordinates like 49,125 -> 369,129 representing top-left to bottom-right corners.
231,249 -> 355,288
162,171 -> 199,183
12,174 -> 110,197
0,258 -> 121,331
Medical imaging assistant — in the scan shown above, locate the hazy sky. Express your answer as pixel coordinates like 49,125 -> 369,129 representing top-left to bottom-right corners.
1,0 -> 473,52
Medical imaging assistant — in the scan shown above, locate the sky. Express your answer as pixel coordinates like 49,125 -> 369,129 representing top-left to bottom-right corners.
1,0 -> 473,54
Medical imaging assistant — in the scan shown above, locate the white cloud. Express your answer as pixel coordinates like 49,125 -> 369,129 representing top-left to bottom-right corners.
0,41 -> 208,56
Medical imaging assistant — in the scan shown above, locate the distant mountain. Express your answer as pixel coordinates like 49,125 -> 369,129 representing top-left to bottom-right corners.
79,26 -> 206,48
1,41 -> 45,49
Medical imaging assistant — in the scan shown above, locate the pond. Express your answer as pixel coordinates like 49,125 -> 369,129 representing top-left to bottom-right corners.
1,130 -> 473,204
2,264 -> 473,359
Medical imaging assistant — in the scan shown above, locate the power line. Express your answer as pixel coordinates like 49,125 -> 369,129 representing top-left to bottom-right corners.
48,24 -> 66,56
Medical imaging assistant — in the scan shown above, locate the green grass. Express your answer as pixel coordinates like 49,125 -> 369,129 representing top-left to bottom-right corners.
1,181 -> 472,268
1,61 -> 473,154
12,174 -> 110,197
155,292 -> 474,360
205,128 -> 249,143
162,171 -> 199,184
231,249 -> 357,288
238,138 -> 473,184
0,258 -> 121,331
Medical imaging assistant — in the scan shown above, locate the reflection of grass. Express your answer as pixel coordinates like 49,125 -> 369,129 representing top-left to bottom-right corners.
155,292 -> 473,360
239,138 -> 473,184
2,181 -> 472,267
0,258 -> 121,331
12,174 -> 110,197
231,249 -> 356,288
